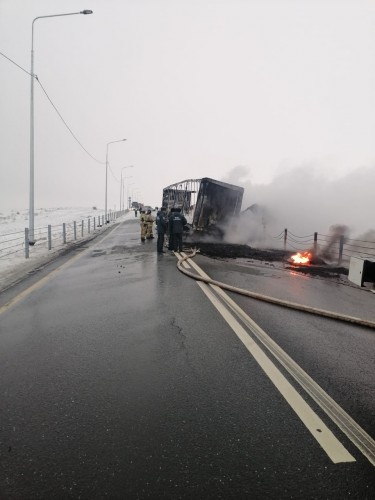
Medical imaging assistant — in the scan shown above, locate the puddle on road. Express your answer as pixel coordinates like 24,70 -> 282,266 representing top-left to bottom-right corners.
91,249 -> 106,257
110,245 -> 129,254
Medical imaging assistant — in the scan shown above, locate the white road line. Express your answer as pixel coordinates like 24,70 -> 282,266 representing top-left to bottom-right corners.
184,255 -> 210,279
213,285 -> 375,467
185,256 -> 375,466
177,252 -> 191,269
197,280 -> 355,464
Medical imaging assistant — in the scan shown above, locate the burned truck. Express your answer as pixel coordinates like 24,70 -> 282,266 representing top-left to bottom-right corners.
162,177 -> 244,239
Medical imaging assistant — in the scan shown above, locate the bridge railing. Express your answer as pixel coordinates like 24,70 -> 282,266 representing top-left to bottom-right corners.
0,209 -> 128,261
274,229 -> 375,266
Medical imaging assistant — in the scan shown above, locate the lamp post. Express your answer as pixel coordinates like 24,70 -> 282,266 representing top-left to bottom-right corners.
121,177 -> 133,211
105,139 -> 126,222
119,166 -> 134,212
29,9 -> 93,245
126,183 -> 135,210
133,189 -> 143,210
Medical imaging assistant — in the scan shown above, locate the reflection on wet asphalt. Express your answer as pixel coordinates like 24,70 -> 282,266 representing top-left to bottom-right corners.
0,218 -> 374,499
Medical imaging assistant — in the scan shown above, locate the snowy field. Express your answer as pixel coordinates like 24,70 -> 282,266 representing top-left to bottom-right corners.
0,207 -> 133,291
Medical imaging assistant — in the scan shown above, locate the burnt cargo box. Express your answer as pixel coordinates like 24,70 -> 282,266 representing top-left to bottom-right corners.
192,178 -> 244,231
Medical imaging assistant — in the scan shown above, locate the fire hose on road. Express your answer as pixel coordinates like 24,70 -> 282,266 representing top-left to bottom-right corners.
177,249 -> 375,330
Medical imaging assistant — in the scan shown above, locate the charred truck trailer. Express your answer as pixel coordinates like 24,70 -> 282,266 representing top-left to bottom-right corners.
162,177 -> 244,238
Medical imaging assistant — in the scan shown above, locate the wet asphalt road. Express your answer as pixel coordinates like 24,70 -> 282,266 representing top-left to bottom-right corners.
0,217 -> 374,499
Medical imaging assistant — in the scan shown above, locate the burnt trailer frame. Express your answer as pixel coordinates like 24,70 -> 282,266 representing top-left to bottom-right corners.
162,177 -> 244,237
162,179 -> 201,219
192,177 -> 244,232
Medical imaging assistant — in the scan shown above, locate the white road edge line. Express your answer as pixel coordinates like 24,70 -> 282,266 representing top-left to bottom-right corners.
185,255 -> 375,467
196,280 -> 355,464
177,252 -> 190,269
214,285 -> 375,467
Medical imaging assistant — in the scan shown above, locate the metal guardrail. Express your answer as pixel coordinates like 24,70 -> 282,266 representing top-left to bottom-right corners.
2,215 -> 373,267
0,209 -> 127,261
273,229 -> 375,266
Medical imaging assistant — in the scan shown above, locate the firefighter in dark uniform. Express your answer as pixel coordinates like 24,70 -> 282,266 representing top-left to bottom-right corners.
169,207 -> 187,252
156,207 -> 168,253
167,208 -> 175,251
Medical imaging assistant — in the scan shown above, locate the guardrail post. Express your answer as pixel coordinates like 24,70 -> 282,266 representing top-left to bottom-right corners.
25,228 -> 30,258
93,217 -> 96,231
88,218 -> 91,234
314,232 -> 318,254
81,220 -> 84,237
48,225 -> 52,250
284,228 -> 287,251
63,223 -> 66,244
338,235 -> 344,265
74,221 -> 77,240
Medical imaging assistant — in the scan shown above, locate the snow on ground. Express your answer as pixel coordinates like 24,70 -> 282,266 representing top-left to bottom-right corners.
0,207 -> 134,291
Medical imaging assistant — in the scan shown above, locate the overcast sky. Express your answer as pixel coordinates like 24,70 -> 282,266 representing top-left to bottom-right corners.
1,0 -> 374,236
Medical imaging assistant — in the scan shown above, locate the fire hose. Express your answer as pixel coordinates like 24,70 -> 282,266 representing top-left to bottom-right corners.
177,249 -> 375,330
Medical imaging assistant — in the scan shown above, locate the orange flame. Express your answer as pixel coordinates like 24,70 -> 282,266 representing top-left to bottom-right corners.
291,251 -> 312,264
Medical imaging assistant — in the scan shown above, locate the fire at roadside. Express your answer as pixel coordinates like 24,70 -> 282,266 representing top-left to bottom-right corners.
186,241 -> 349,279
161,176 -> 354,279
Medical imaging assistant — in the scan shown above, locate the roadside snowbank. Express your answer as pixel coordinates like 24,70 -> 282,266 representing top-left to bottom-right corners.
0,207 -> 133,291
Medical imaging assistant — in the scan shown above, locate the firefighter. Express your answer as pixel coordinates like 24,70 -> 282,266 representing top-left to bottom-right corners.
139,210 -> 147,241
167,208 -> 176,250
155,207 -> 168,253
145,209 -> 154,239
169,207 -> 187,252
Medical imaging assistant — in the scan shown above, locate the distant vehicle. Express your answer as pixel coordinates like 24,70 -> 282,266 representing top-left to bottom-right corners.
162,177 -> 244,238
142,206 -> 154,212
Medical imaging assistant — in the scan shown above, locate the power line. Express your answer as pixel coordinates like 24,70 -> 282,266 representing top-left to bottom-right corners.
0,50 -> 31,77
108,162 -> 120,183
36,78 -> 105,164
0,50 -> 105,165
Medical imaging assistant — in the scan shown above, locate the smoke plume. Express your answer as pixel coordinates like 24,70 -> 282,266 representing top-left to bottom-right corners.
221,164 -> 374,247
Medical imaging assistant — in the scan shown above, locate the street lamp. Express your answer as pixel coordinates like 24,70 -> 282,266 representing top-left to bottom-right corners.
132,188 -> 141,200
119,165 -> 134,212
121,177 -> 133,211
29,9 -> 93,245
105,139 -> 126,222
131,188 -> 142,210
126,183 -> 135,210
